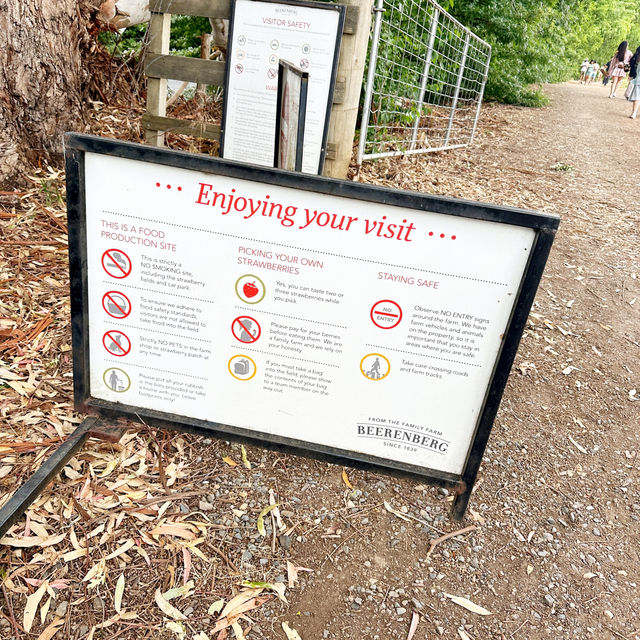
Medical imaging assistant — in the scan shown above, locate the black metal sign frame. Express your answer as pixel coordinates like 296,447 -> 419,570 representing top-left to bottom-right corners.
220,0 -> 344,174
0,133 -> 558,538
274,59 -> 309,171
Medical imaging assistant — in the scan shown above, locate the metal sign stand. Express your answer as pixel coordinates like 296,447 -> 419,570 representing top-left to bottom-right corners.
0,417 -> 129,538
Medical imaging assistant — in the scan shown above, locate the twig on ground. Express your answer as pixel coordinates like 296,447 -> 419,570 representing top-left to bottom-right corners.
426,525 -> 478,560
1,580 -> 23,639
207,543 -> 240,574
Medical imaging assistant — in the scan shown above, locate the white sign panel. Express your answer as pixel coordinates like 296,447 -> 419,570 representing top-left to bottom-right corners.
82,151 -> 539,476
221,0 -> 343,174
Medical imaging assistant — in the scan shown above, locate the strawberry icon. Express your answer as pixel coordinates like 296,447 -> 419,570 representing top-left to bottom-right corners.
243,281 -> 259,298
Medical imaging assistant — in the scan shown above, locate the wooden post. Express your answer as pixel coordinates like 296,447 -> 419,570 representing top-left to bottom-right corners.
196,32 -> 213,102
323,0 -> 374,179
145,12 -> 171,146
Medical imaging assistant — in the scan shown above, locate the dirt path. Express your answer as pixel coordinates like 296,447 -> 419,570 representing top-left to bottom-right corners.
0,82 -> 638,640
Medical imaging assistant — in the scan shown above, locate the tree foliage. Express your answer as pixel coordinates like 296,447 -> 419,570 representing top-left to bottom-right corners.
450,0 -> 640,105
96,1 -> 640,108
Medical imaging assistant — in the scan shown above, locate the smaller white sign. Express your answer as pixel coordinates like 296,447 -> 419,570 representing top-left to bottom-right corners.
221,0 -> 343,174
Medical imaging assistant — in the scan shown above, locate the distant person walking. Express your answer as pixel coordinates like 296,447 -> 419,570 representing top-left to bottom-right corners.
608,41 -> 632,98
579,59 -> 589,83
601,60 -> 611,86
627,46 -> 640,118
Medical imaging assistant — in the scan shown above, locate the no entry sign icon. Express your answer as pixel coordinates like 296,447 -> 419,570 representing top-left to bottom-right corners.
102,248 -> 132,279
370,299 -> 403,329
102,330 -> 131,357
102,291 -> 132,319
231,316 -> 261,343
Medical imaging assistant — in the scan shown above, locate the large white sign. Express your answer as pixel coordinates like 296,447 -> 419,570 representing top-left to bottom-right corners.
221,0 -> 343,174
83,152 -> 538,476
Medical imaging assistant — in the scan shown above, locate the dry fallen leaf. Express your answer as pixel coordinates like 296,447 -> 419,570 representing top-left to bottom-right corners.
35,617 -> 64,640
241,445 -> 251,469
458,628 -> 472,640
83,558 -> 106,589
154,588 -> 186,620
207,599 -> 225,616
162,580 -> 194,601
219,587 -> 263,620
209,589 -> 269,635
0,533 -> 66,548
443,593 -> 492,616
151,524 -> 197,540
287,560 -> 314,588
241,580 -> 287,603
342,469 -> 353,489
384,500 -> 412,522
165,620 -> 186,638
40,596 -> 52,625
257,503 -> 278,536
406,611 -> 420,640
114,573 -> 125,613
222,456 -> 237,467
282,621 -> 303,640
24,579 -> 49,632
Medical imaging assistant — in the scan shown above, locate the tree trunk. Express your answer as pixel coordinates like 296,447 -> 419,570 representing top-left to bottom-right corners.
0,1 -> 89,186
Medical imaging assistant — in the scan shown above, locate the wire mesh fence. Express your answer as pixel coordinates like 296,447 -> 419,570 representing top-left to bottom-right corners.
357,0 -> 491,163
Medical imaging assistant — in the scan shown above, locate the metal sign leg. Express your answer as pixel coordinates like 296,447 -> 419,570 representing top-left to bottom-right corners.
0,417 -> 100,539
451,482 -> 472,520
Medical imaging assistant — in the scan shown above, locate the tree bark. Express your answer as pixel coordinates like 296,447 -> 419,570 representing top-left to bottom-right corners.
0,1 -> 89,186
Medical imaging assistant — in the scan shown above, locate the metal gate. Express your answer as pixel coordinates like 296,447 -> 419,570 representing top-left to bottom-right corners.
357,0 -> 491,163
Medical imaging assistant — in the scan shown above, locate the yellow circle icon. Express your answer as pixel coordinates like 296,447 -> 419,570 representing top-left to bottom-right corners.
360,353 -> 390,381
228,354 -> 257,381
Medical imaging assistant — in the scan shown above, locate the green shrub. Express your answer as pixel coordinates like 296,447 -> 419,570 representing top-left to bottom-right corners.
98,15 -> 211,59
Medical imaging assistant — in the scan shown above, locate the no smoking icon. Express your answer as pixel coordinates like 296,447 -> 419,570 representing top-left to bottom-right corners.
231,316 -> 261,343
370,299 -> 403,329
102,248 -> 132,279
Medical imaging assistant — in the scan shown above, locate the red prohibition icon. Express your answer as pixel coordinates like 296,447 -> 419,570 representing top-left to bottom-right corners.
370,299 -> 403,329
102,248 -> 132,279
102,291 -> 132,319
231,316 -> 261,344
102,330 -> 131,357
